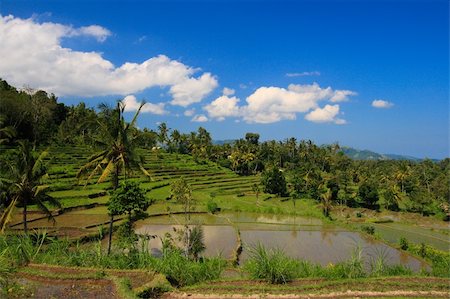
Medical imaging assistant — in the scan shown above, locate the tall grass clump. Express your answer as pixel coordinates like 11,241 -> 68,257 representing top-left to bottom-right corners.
153,249 -> 225,287
327,246 -> 366,279
368,248 -> 412,277
244,243 -> 299,284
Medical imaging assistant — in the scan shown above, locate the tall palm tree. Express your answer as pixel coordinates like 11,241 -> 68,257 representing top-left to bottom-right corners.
77,101 -> 150,254
0,140 -> 60,234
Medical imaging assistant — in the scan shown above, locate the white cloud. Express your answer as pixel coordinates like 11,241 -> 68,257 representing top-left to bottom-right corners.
200,83 -> 354,124
372,99 -> 394,108
184,108 -> 196,117
239,83 -> 247,89
305,104 -> 346,124
0,15 -> 218,103
191,114 -> 208,122
69,25 -> 111,42
285,71 -> 320,77
169,73 -> 218,107
122,95 -> 167,115
222,87 -> 235,96
242,83 -> 351,124
203,95 -> 241,121
330,90 -> 357,102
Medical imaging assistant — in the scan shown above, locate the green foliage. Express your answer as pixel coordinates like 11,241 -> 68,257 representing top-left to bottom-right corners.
206,199 -> 219,214
261,167 -> 288,196
328,246 -> 365,279
245,243 -> 299,284
170,177 -> 193,210
154,249 -> 225,287
361,225 -> 375,235
358,180 -> 380,209
108,181 -> 150,218
0,141 -> 61,233
399,237 -> 409,250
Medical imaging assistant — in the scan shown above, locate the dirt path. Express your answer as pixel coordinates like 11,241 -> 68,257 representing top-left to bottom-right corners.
163,290 -> 450,298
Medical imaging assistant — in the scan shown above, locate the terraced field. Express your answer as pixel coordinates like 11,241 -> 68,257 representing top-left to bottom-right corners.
7,146 -> 263,237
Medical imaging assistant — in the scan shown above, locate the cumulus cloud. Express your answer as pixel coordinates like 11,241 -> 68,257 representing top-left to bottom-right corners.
305,104 -> 346,124
201,83 -> 354,124
184,108 -> 196,117
372,99 -> 394,108
69,25 -> 111,42
203,95 -> 241,121
222,87 -> 235,96
285,71 -> 320,77
242,83 -> 352,124
191,114 -> 208,122
330,90 -> 357,102
122,95 -> 167,115
169,73 -> 218,107
0,15 -> 218,103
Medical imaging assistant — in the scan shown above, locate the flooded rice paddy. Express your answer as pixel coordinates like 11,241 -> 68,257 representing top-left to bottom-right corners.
135,212 -> 428,271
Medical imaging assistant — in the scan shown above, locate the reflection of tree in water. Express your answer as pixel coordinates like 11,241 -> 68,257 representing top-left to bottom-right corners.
290,226 -> 298,238
320,229 -> 338,247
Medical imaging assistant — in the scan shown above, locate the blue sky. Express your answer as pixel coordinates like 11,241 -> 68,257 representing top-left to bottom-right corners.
0,0 -> 448,158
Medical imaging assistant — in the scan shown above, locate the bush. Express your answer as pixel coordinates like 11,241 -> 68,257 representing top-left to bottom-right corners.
206,199 -> 219,214
399,237 -> 409,250
244,243 -> 298,284
361,225 -> 375,235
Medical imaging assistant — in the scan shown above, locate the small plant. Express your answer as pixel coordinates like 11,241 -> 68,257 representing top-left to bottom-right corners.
206,199 -> 219,214
361,225 -> 375,235
418,242 -> 427,258
244,243 -> 298,284
399,237 -> 409,250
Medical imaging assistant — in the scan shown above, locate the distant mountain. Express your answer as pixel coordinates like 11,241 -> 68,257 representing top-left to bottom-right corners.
340,147 -> 423,161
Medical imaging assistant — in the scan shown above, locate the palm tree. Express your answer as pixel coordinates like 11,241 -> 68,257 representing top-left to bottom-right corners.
77,101 -> 150,254
0,115 -> 15,145
0,141 -> 60,234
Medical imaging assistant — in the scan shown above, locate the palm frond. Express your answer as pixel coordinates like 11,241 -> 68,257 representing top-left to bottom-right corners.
35,199 -> 56,225
0,196 -> 18,233
97,160 -> 115,184
126,101 -> 145,131
31,149 -> 49,177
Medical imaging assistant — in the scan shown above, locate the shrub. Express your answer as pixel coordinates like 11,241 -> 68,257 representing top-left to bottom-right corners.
399,237 -> 409,250
206,199 -> 219,214
361,225 -> 375,235
244,243 -> 298,284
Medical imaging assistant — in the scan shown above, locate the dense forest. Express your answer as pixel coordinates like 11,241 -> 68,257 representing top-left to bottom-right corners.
0,78 -> 448,219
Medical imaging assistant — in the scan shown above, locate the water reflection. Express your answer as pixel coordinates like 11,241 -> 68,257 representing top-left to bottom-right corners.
134,212 -> 427,271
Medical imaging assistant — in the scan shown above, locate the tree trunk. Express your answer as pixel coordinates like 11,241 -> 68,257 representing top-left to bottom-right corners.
23,202 -> 28,234
107,214 -> 114,255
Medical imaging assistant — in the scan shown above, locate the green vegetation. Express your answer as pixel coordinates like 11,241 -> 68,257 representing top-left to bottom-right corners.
0,79 -> 449,297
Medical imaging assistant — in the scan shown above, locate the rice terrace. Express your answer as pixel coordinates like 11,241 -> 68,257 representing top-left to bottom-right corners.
0,1 -> 449,298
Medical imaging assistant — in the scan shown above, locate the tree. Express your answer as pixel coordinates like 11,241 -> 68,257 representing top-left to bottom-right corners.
108,181 -> 150,222
77,101 -> 150,254
252,183 -> 261,205
358,180 -> 379,209
0,141 -> 60,234
108,181 -> 150,248
157,122 -> 169,147
261,168 -> 288,196
170,177 -> 196,257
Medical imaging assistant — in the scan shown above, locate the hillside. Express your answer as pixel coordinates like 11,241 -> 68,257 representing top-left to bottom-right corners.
340,147 -> 423,161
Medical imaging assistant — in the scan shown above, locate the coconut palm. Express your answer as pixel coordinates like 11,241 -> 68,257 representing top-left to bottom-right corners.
77,101 -> 150,254
0,140 -> 60,234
